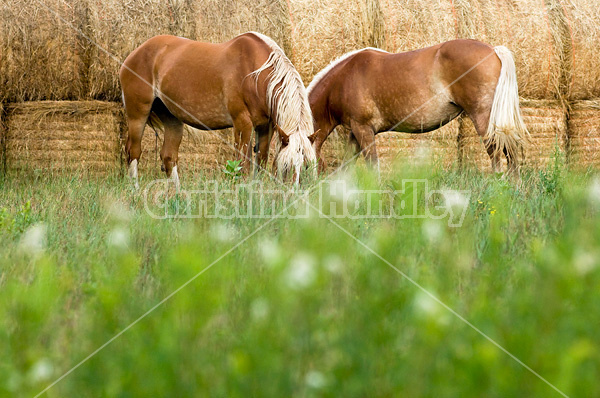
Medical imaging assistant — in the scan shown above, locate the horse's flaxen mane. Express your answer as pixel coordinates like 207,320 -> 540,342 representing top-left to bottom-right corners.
247,31 -> 316,179
306,47 -> 389,95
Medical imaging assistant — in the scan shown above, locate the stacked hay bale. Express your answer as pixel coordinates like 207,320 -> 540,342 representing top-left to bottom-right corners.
567,101 -> 600,169
2,0 -> 600,173
288,0 -> 386,83
375,122 -> 460,171
317,122 -> 459,173
561,1 -> 600,100
560,2 -> 600,168
86,0 -> 198,101
4,101 -> 122,173
194,0 -> 289,51
86,0 -> 290,101
136,125 -> 234,175
450,0 -> 566,100
0,103 -> 5,173
0,0 -> 88,102
379,0 -> 457,53
447,0 -> 571,169
459,100 -> 567,171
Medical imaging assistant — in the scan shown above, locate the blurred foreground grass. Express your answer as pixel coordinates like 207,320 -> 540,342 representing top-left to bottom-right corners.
0,161 -> 599,397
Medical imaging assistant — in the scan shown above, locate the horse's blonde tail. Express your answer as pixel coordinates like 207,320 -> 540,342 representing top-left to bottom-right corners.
485,46 -> 529,164
248,32 -> 316,181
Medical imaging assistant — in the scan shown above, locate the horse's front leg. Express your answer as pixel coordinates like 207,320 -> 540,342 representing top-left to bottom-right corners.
350,122 -> 379,173
311,120 -> 337,174
254,124 -> 272,174
233,114 -> 254,174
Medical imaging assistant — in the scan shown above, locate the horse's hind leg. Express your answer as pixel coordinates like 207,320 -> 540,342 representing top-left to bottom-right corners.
466,109 -> 502,173
123,99 -> 153,189
156,106 -> 184,191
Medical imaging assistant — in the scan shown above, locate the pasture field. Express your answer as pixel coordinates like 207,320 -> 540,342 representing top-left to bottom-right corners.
1,159 -> 599,397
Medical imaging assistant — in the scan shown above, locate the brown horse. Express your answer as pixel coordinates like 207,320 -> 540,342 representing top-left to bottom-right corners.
120,32 -> 316,188
307,39 -> 528,174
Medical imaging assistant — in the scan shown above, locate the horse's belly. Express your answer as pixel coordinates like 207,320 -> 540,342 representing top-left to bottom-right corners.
383,100 -> 462,134
160,94 -> 234,130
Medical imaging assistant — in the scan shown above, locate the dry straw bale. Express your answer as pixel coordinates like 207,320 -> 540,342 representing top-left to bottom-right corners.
5,101 -> 122,173
379,0 -> 457,53
87,0 -> 198,101
0,0 -> 88,102
561,1 -> 600,100
0,103 -> 5,173
375,122 -> 460,172
459,100 -> 567,171
194,0 -> 289,50
136,125 -> 234,175
449,0 -> 566,100
319,122 -> 459,173
88,0 -> 289,100
288,0 -> 388,82
567,101 -> 600,168
292,0 -> 568,100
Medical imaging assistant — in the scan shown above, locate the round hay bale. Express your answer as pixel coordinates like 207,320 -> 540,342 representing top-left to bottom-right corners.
88,0 -> 290,101
0,0 -> 87,102
567,100 -> 600,168
87,0 -> 198,101
561,2 -> 600,100
5,101 -> 122,173
448,0 -> 565,100
293,0 -> 568,101
135,125 -> 234,175
317,121 -> 460,173
194,0 -> 290,51
459,99 -> 567,171
0,102 -> 6,174
375,120 -> 460,172
320,127 -> 356,172
380,0 -> 457,53
289,0 -> 387,83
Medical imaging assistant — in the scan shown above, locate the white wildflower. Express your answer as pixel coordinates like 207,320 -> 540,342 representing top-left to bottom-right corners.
305,370 -> 327,389
28,358 -> 53,383
19,223 -> 47,256
107,200 -> 132,222
574,250 -> 597,276
588,177 -> 600,206
443,189 -> 469,210
210,223 -> 237,243
329,173 -> 356,204
259,238 -> 281,266
422,220 -> 443,244
284,252 -> 317,290
323,254 -> 344,274
107,227 -> 129,249
250,298 -> 270,321
414,291 -> 450,325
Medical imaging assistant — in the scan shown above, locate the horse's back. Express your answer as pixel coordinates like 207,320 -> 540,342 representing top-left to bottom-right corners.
120,33 -> 277,130
311,39 -> 502,133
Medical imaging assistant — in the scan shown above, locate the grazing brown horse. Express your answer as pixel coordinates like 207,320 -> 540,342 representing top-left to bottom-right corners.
307,39 -> 528,174
120,32 -> 316,188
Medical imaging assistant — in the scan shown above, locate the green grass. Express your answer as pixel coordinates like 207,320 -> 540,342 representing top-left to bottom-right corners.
1,160 -> 599,397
